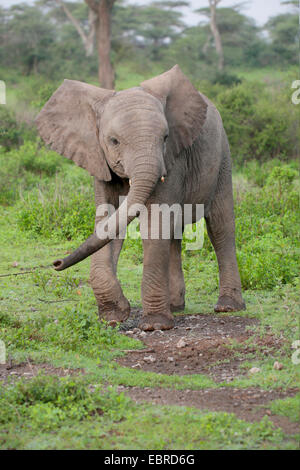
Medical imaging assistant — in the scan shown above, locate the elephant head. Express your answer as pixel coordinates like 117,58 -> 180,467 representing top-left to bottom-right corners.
35,65 -> 207,270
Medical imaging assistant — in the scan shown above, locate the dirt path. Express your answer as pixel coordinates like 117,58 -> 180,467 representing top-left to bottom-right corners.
116,385 -> 299,435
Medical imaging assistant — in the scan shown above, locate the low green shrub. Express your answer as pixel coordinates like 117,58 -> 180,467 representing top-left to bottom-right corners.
0,140 -> 65,205
43,303 -> 123,356
31,82 -> 60,110
0,374 -> 130,430
212,70 -> 242,87
197,79 -> 299,163
239,158 -> 298,187
237,232 -> 298,289
0,107 -> 26,150
234,163 -> 299,289
19,140 -> 63,176
268,394 -> 300,423
17,184 -> 94,240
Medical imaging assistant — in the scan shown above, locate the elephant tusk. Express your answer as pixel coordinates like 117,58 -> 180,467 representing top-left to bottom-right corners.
161,176 -> 165,183
129,179 -> 132,186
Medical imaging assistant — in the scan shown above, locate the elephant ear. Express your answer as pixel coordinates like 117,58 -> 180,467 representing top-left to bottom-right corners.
35,80 -> 115,181
141,65 -> 207,167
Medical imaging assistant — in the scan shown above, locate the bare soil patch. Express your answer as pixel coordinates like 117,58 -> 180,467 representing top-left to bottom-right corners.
0,361 -> 82,383
117,385 -> 299,435
119,311 -> 260,382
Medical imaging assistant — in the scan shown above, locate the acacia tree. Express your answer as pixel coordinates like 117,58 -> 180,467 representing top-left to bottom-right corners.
49,0 -> 117,88
2,4 -> 55,74
55,0 -> 97,56
123,1 -> 188,60
197,0 -> 224,71
38,0 -> 97,57
208,0 -> 224,70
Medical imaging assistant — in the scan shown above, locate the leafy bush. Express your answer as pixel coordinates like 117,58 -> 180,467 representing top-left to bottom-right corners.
31,82 -> 60,110
212,70 -> 242,87
237,232 -> 298,289
43,303 -> 123,356
240,158 -> 298,187
0,107 -> 26,150
18,140 -> 63,176
0,140 -> 64,205
266,165 -> 299,196
0,374 -> 130,429
17,176 -> 94,240
198,79 -> 299,163
235,163 -> 299,289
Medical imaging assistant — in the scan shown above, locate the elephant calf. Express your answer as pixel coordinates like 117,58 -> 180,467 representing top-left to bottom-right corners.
36,65 -> 245,331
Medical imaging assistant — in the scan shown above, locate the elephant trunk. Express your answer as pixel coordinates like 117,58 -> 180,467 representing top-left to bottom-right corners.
53,161 -> 162,271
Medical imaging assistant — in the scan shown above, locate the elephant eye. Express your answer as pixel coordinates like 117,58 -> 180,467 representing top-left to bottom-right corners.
164,134 -> 169,143
110,137 -> 120,146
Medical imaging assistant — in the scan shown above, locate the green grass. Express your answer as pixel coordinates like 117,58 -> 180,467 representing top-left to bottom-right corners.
268,394 -> 300,423
0,398 -> 290,450
233,66 -> 298,85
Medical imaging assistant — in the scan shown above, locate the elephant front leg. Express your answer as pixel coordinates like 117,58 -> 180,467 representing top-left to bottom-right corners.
169,239 -> 185,312
90,239 -> 130,323
205,189 -> 246,313
139,239 -> 174,331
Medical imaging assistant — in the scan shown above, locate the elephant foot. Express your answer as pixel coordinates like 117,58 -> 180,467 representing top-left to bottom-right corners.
98,298 -> 130,323
170,302 -> 185,312
139,313 -> 175,331
214,295 -> 246,313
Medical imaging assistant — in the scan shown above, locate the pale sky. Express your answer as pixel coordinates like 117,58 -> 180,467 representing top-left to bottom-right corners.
0,0 -> 295,26
129,0 -> 295,26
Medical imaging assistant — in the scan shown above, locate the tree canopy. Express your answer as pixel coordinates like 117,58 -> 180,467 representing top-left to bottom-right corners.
0,0 -> 298,81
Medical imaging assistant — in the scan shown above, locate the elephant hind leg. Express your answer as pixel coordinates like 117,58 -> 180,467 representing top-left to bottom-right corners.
205,182 -> 245,313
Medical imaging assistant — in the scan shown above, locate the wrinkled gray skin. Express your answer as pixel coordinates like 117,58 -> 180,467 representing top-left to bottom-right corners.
36,65 -> 245,331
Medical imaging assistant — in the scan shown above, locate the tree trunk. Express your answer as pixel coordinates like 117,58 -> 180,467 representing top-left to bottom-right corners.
85,0 -> 115,89
86,8 -> 97,57
209,0 -> 224,71
202,34 -> 212,55
97,0 -> 115,89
